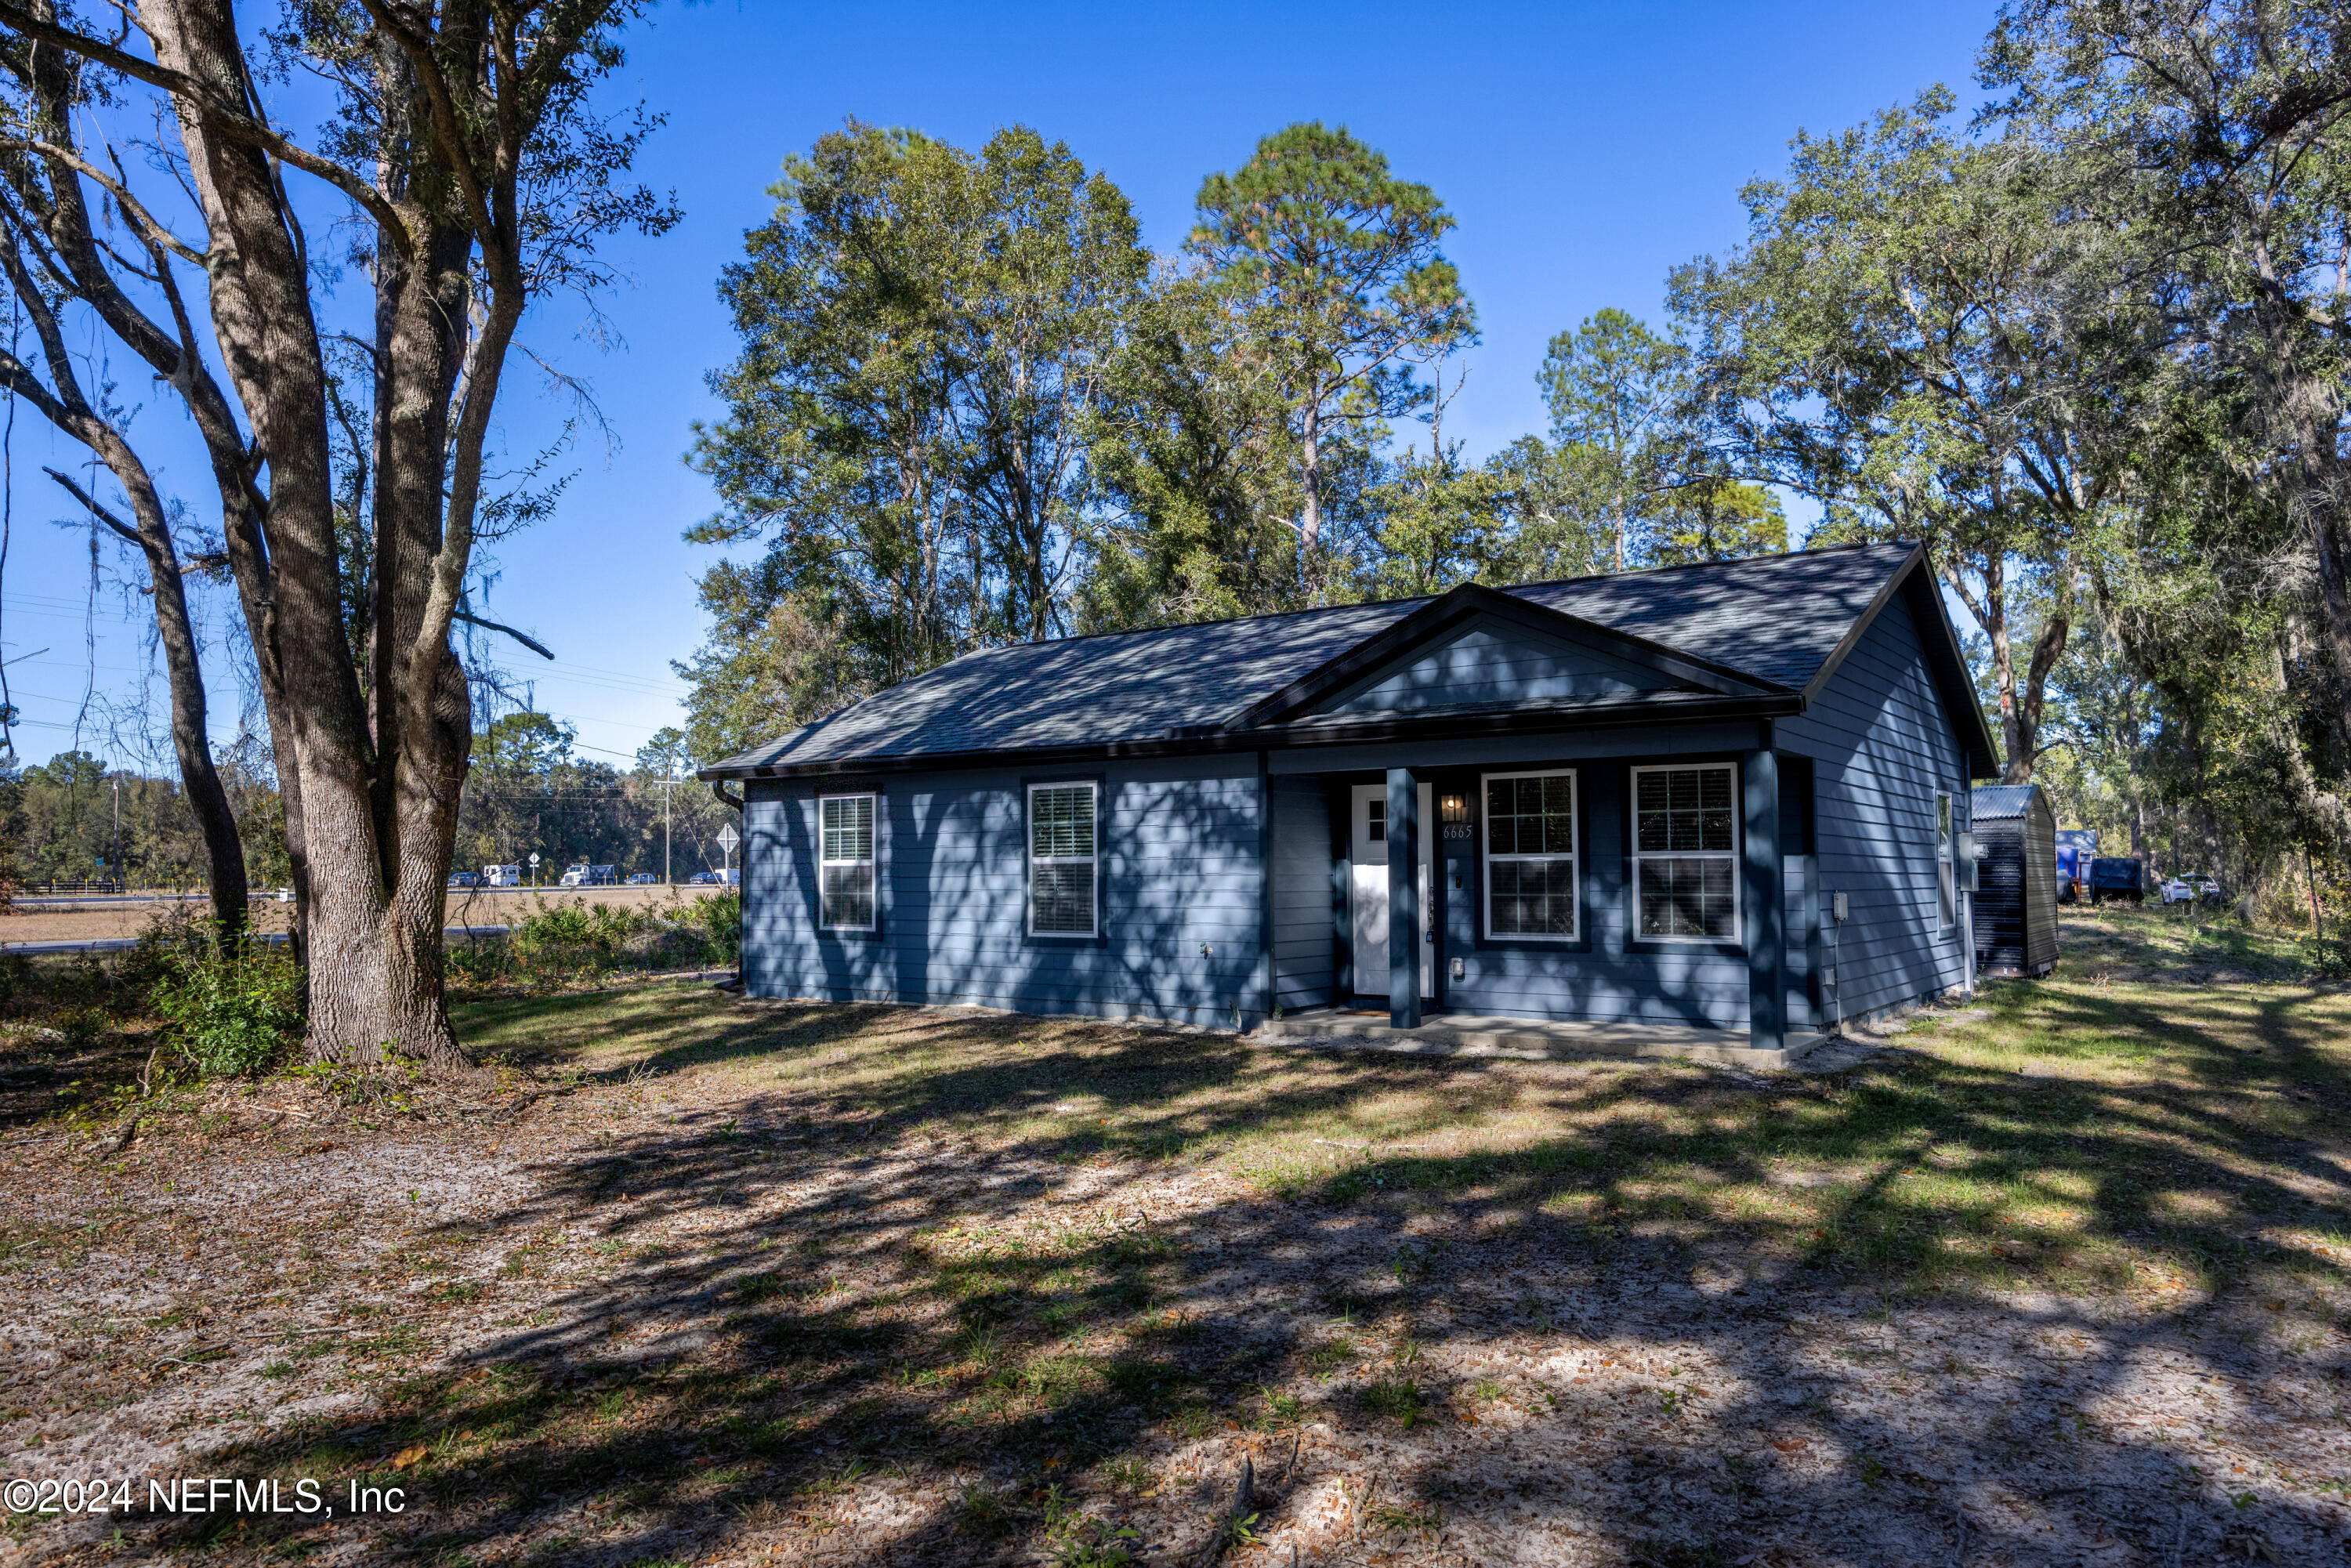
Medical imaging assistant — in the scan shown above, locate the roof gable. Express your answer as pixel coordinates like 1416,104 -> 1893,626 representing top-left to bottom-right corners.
1230,581 -> 1775,731
1322,618 -> 1690,716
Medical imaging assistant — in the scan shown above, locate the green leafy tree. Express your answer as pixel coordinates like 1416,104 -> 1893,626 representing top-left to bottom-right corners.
1479,436 -> 1618,582
1078,263 -> 1306,628
1646,473 -> 1788,566
1672,90 -> 2125,782
1986,0 -> 2351,761
1190,122 -> 1474,594
685,122 -> 1145,746
0,0 -> 679,1067
1370,444 -> 1514,597
1538,309 -> 1688,574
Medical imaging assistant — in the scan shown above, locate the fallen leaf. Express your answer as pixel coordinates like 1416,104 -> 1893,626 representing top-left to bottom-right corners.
1771,1437 -> 1809,1454
392,1444 -> 428,1469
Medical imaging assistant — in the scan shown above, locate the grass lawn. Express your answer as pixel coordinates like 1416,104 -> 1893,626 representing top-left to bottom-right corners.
2,907 -> 2348,1566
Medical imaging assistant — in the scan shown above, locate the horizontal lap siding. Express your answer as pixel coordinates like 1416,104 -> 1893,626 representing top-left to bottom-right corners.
744,760 -> 1266,1028
1779,592 -> 1969,1019
1435,759 -> 1749,1028
1270,779 -> 1336,1012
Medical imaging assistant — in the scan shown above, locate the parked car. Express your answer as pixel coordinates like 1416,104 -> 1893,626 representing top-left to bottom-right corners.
447,870 -> 482,889
688,870 -> 722,885
625,871 -> 659,885
2088,856 -> 2144,904
2161,871 -> 2222,906
483,864 -> 522,887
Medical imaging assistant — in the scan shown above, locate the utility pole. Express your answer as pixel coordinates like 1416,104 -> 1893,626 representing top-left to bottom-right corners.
110,775 -> 121,893
662,774 -> 676,885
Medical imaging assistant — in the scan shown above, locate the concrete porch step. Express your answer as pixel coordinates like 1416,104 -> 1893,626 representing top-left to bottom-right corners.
1256,1006 -> 1823,1070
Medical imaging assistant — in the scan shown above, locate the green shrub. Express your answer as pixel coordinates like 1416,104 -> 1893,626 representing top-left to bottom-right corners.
151,940 -> 304,1077
445,938 -> 516,986
2299,932 -> 2351,981
510,897 -> 647,982
689,890 -> 740,966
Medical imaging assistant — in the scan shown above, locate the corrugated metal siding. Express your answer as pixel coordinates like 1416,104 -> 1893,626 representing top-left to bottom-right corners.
744,758 -> 1266,1028
1780,592 -> 1970,1019
1975,790 -> 2059,976
1269,778 -> 1336,1011
1329,621 -> 1670,714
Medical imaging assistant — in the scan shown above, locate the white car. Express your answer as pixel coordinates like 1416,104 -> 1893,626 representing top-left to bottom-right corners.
2160,872 -> 2221,905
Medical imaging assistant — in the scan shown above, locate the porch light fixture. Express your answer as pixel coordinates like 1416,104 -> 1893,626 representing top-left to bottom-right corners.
1440,793 -> 1468,824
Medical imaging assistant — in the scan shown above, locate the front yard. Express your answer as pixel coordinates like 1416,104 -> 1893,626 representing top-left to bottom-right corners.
3,909 -> 2349,1565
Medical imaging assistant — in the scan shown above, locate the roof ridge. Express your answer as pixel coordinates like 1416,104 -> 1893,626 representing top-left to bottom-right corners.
1500,537 -> 1907,597
937,539 -> 1911,667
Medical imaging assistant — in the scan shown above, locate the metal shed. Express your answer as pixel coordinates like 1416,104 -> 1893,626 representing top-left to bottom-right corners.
1969,783 -> 2059,978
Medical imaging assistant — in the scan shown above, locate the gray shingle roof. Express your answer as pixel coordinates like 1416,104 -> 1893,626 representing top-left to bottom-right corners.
706,541 -> 1922,776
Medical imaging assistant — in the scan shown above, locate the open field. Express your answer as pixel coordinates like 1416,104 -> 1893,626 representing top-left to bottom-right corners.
0,885 -> 701,951
2,908 -> 2349,1566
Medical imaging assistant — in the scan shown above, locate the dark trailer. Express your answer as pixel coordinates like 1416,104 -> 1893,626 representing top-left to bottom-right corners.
1969,782 -> 2059,978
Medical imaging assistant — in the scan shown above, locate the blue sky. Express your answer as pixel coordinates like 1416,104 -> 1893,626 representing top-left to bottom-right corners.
0,0 -> 1994,777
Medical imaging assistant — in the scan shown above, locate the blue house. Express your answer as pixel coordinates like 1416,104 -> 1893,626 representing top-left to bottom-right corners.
701,541 -> 1998,1056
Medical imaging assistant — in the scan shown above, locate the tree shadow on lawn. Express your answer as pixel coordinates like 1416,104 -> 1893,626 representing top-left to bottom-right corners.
187,994 -> 2350,1566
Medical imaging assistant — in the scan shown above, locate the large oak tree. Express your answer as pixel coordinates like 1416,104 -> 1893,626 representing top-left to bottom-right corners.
0,0 -> 674,1064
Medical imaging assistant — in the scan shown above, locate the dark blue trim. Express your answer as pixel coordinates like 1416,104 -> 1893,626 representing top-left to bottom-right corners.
1469,763 -> 1594,955
810,787 -> 887,944
1617,753 -> 1751,957
1020,770 -> 1110,948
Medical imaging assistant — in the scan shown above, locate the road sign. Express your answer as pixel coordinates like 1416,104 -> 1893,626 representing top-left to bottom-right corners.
527,853 -> 541,866
717,824 -> 740,853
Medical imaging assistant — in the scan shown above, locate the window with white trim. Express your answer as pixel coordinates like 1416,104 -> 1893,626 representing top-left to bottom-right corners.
1936,791 -> 1955,929
818,794 -> 876,930
1482,770 -> 1578,939
1028,782 -> 1098,936
1633,762 -> 1740,942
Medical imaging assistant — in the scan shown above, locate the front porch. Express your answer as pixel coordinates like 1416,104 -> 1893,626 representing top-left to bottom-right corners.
1266,740 -> 1822,1052
1258,1004 -> 1825,1070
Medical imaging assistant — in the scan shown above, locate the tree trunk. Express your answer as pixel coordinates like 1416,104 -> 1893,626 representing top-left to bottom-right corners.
1299,400 -> 1321,563
147,0 -> 464,1066
48,464 -> 248,942
2004,605 -> 2072,785
2303,489 -> 2351,744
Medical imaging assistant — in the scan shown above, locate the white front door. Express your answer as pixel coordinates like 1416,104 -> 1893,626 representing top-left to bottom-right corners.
1350,783 -> 1434,998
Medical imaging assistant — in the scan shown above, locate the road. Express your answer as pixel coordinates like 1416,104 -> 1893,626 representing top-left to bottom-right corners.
2,925 -> 514,958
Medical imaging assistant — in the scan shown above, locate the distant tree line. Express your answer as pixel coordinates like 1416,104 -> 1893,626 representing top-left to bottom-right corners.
2,744 -> 283,889
452,715 -> 734,882
681,1 -> 2351,930
0,719 -> 735,895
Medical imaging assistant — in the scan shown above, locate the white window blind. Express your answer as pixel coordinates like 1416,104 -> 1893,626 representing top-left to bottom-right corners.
1633,763 -> 1740,941
819,795 -> 875,930
1936,792 -> 1955,929
1483,771 -> 1578,939
1029,783 -> 1098,936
